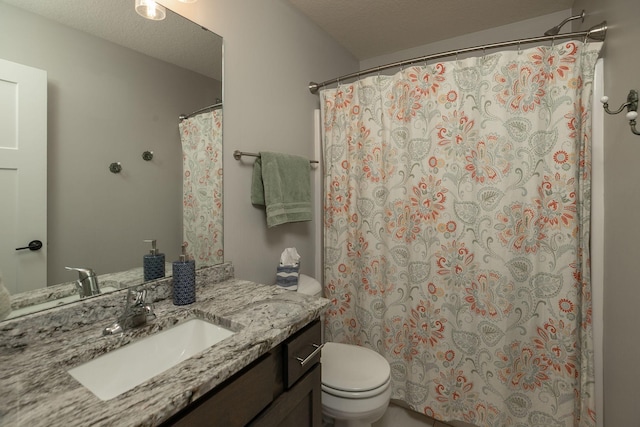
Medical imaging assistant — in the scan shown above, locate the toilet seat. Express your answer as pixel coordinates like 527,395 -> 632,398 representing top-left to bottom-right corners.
322,377 -> 391,399
321,342 -> 391,398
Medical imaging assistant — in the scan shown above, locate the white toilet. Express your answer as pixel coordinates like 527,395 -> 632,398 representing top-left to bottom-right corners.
297,275 -> 392,427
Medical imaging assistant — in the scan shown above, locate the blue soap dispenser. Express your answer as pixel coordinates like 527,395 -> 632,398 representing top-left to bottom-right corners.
173,244 -> 196,305
143,239 -> 165,282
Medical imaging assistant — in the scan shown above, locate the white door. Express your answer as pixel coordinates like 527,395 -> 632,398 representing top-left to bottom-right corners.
0,58 -> 47,295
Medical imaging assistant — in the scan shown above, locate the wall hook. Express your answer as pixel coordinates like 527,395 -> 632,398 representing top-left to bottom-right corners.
109,162 -> 122,173
601,90 -> 640,136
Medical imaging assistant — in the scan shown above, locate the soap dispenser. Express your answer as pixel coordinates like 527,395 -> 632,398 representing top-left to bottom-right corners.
143,239 -> 165,282
172,244 -> 196,305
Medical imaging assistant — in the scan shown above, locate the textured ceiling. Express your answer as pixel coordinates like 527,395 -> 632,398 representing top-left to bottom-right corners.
0,0 -> 222,81
288,0 -> 575,60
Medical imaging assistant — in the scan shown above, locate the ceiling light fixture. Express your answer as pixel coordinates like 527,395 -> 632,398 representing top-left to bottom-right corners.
135,0 -> 166,21
178,0 -> 198,3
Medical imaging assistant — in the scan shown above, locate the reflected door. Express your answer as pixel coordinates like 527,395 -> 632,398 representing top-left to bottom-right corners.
0,58 -> 47,294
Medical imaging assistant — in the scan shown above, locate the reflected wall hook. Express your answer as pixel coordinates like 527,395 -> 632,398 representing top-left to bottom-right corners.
601,90 -> 640,136
109,162 -> 122,173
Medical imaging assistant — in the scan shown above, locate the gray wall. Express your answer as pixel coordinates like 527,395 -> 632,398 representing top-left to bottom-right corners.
570,0 -> 640,425
161,0 -> 358,285
360,10 -> 571,70
0,2 -> 221,286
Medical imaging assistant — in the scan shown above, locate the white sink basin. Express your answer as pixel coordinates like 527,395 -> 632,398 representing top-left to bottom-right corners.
68,318 -> 235,400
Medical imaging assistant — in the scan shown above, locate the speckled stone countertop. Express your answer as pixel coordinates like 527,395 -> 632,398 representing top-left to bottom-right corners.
9,263 -> 174,313
0,263 -> 329,426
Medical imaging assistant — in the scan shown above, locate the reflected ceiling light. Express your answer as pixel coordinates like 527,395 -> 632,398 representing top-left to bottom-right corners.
178,0 -> 198,3
135,0 -> 166,21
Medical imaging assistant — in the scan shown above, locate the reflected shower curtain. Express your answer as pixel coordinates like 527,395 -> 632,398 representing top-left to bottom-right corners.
179,109 -> 223,266
321,41 -> 601,427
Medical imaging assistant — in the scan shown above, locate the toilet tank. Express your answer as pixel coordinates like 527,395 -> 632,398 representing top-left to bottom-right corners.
297,274 -> 323,297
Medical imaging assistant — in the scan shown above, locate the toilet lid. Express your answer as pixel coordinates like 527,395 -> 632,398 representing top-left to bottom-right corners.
321,342 -> 391,392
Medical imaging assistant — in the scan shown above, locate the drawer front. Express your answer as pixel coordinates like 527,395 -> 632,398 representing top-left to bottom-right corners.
284,320 -> 322,388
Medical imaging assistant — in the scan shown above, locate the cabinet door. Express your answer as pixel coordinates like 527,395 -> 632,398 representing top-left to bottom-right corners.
166,352 -> 277,427
249,364 -> 322,427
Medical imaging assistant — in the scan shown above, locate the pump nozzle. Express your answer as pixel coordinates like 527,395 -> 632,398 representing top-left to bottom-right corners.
144,239 -> 159,255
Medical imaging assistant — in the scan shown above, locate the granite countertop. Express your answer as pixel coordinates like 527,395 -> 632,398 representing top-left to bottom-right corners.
8,263 -> 175,314
0,264 -> 329,427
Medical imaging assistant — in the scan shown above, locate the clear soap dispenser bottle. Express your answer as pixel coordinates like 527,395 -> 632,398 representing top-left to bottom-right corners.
172,244 -> 196,305
143,239 -> 165,281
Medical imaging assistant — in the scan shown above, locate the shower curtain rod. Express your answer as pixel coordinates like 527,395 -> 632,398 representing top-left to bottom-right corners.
308,21 -> 607,94
179,102 -> 223,121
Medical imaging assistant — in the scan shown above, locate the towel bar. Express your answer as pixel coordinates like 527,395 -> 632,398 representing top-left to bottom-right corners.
233,150 -> 319,164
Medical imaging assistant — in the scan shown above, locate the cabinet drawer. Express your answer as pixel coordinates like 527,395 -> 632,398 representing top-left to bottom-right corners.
284,320 -> 322,388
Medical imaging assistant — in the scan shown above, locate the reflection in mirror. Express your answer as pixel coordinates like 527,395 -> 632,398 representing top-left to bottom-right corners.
0,0 -> 223,320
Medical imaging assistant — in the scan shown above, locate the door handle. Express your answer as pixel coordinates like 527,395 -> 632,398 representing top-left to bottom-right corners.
15,240 -> 43,251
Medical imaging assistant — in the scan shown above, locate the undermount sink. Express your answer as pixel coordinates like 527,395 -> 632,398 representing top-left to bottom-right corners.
68,318 -> 235,400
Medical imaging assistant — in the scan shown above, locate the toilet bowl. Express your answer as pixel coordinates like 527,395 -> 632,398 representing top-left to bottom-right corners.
296,274 -> 392,427
321,342 -> 391,427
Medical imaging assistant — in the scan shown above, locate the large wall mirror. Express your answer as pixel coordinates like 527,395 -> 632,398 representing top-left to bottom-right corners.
0,0 -> 223,319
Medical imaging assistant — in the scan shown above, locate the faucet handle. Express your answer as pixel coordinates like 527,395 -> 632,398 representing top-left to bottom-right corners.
127,288 -> 155,318
130,289 -> 147,306
136,289 -> 156,320
65,266 -> 100,298
144,303 -> 156,321
133,289 -> 147,305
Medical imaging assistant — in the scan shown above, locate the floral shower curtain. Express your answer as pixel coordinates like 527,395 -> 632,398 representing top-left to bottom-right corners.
321,41 -> 601,427
179,109 -> 223,266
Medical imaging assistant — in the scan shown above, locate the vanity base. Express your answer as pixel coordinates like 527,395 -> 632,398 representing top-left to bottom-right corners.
164,320 -> 322,427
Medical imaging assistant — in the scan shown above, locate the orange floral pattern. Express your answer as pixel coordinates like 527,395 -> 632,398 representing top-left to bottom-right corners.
322,42 -> 602,427
180,109 -> 223,266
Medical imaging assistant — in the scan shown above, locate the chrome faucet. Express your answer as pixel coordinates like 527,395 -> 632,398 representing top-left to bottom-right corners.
65,267 -> 101,298
103,289 -> 156,335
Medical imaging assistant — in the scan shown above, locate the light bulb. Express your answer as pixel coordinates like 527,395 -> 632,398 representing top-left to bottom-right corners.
135,0 -> 166,21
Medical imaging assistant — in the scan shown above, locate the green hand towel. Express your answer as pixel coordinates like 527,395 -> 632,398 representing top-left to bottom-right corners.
251,152 -> 312,228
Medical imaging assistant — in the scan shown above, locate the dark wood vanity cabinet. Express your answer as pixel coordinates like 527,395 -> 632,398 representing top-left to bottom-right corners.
165,319 -> 323,427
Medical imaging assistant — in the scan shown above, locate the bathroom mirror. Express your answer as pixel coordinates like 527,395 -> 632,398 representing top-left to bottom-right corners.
0,0 -> 223,319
